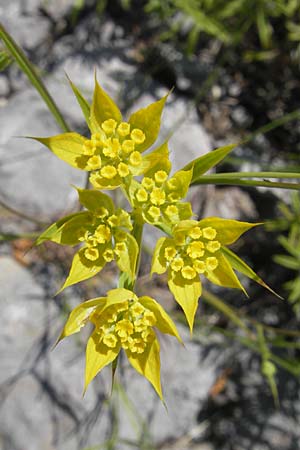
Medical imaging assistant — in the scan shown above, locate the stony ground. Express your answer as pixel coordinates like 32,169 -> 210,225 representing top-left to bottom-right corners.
1,1 -> 300,450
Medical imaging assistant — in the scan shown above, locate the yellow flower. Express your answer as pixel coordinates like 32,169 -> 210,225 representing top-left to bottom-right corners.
128,149 -> 193,230
36,188 -> 138,292
31,77 -> 168,190
152,218 -> 260,332
57,288 -> 182,400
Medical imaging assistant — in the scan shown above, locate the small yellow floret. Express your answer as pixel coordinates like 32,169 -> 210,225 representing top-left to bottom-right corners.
82,140 -> 94,155
103,138 -> 120,158
131,128 -> 145,144
122,139 -> 135,154
130,338 -> 146,354
148,206 -> 160,220
187,241 -> 205,259
136,188 -> 148,202
107,215 -> 118,227
206,256 -> 219,271
84,247 -> 99,261
193,260 -> 206,273
95,224 -> 111,243
117,122 -> 130,137
202,227 -> 217,240
171,257 -> 184,272
142,177 -> 154,190
189,227 -> 202,239
114,242 -> 127,255
103,333 -> 118,348
134,320 -> 147,332
150,188 -> 166,206
101,119 -> 117,135
129,151 -> 142,166
87,155 -> 102,170
181,265 -> 197,280
154,170 -> 168,184
206,241 -> 221,253
164,246 -> 177,261
101,165 -> 117,179
115,319 -> 134,338
130,302 -> 145,316
103,248 -> 114,262
117,162 -> 130,177
164,205 -> 178,217
143,311 -> 156,326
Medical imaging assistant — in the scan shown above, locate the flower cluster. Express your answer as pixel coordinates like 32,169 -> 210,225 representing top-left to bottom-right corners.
58,288 -> 181,398
34,77 -> 265,398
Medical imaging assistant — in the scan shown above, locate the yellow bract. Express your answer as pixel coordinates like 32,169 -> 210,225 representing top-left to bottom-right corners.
58,288 -> 182,400
152,218 -> 259,332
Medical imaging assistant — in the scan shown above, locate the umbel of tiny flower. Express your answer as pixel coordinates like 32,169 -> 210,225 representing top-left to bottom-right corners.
57,288 -> 182,399
127,142 -> 193,231
36,188 -> 139,291
151,218 -> 260,332
30,76 -> 169,190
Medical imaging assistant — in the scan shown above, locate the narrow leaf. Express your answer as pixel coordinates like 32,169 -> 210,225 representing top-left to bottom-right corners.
67,76 -> 91,129
223,247 -> 282,298
182,143 -> 236,182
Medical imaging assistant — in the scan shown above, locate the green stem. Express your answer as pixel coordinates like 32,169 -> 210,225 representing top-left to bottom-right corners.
200,171 -> 300,179
118,213 -> 144,291
202,288 -> 252,335
0,22 -> 70,132
191,176 -> 300,190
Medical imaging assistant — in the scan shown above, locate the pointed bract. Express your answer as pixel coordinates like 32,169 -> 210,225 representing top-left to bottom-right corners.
129,94 -> 168,152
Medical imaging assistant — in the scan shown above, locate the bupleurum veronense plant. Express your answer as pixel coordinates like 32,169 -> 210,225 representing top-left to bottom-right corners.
31,77 -> 272,400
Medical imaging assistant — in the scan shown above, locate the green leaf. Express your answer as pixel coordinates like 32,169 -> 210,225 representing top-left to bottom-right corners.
223,247 -> 281,297
175,168 -> 194,198
58,297 -> 105,342
36,212 -> 90,245
274,254 -> 300,270
90,77 -> 122,134
199,217 -> 260,245
139,295 -> 182,343
106,288 -> 137,307
76,187 -> 114,215
126,337 -> 163,400
0,50 -> 12,71
206,253 -> 247,295
129,94 -> 168,153
85,330 -> 120,392
151,237 -> 169,275
168,271 -> 202,333
58,248 -> 106,292
115,233 -> 139,279
67,76 -> 91,129
183,143 -> 236,182
30,133 -> 90,170
141,141 -> 171,176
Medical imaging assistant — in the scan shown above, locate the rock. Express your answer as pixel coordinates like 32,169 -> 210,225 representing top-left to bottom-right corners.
1,15 -> 50,50
0,254 -> 221,450
0,87 -> 85,217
